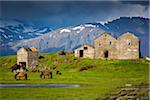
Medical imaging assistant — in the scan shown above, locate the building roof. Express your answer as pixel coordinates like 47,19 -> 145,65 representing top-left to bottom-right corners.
18,47 -> 38,52
24,48 -> 32,52
95,32 -> 138,41
94,32 -> 117,41
30,47 -> 38,52
74,44 -> 94,50
82,44 -> 94,48
118,32 -> 139,40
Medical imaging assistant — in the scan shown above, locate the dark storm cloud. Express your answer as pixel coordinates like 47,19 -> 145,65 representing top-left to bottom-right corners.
0,1 -> 149,29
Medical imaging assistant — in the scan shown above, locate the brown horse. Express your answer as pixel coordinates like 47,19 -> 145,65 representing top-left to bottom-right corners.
40,69 -> 52,79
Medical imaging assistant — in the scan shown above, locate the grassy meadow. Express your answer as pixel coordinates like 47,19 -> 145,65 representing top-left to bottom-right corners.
0,53 -> 149,100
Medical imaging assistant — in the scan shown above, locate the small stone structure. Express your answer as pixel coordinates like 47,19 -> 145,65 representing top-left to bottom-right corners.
74,44 -> 94,59
75,32 -> 139,59
17,47 -> 39,69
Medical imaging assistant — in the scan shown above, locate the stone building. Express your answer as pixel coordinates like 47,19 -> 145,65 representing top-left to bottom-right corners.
117,32 -> 139,59
74,44 -> 94,59
74,32 -> 139,60
94,33 -> 118,59
17,47 -> 39,69
94,32 -> 139,59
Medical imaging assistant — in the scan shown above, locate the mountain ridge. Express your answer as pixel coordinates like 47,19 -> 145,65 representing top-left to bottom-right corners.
0,17 -> 149,57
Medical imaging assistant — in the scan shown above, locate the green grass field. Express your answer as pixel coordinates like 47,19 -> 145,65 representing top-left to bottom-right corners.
0,53 -> 149,100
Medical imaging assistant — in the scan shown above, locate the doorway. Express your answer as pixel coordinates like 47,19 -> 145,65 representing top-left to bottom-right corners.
19,62 -> 26,68
104,50 -> 109,58
79,50 -> 84,57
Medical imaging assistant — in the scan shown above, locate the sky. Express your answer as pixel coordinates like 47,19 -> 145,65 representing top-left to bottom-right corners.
0,0 -> 149,29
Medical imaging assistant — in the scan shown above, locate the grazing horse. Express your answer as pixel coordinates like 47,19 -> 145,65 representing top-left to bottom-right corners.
40,69 -> 52,79
10,64 -> 28,80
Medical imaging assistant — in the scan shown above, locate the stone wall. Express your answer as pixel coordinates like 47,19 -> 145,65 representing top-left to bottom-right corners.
17,48 -> 29,68
74,44 -> 94,59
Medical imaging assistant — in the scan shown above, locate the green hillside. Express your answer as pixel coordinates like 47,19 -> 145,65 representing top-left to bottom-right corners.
0,53 -> 149,100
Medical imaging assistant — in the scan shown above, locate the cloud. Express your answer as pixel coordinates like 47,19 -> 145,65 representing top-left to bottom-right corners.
97,3 -> 149,23
0,1 -> 149,29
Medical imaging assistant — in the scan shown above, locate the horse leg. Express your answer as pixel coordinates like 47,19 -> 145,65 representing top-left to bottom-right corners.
15,73 -> 19,80
40,72 -> 43,78
14,74 -> 17,80
50,72 -> 53,79
25,74 -> 27,80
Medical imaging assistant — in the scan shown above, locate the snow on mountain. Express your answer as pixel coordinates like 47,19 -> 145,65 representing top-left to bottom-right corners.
22,27 -> 37,33
36,28 -> 50,33
0,28 -> 5,32
60,29 -> 71,33
72,25 -> 86,34
2,34 -> 8,39
84,24 -> 96,28
98,21 -> 105,26
72,25 -> 85,30
19,35 -> 24,39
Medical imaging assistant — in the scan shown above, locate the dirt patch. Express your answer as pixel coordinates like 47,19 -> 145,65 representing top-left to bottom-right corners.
79,65 -> 95,72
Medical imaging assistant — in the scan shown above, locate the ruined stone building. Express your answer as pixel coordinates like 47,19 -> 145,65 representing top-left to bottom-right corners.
75,32 -> 139,59
17,47 -> 39,68
74,44 -> 94,59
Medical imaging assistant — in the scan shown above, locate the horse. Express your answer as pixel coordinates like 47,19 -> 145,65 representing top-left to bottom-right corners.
40,69 -> 52,79
10,64 -> 28,80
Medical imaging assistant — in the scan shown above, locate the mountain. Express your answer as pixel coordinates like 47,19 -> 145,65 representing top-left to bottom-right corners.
11,24 -> 105,53
0,19 -> 52,56
0,19 -> 52,44
1,17 -> 149,57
